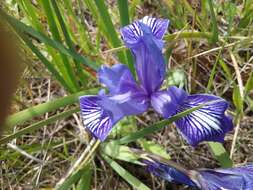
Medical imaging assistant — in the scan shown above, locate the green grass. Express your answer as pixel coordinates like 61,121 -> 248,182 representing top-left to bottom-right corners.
1,0 -> 253,189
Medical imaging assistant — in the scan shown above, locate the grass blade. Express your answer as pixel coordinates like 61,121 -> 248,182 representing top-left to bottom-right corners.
61,0 -> 95,54
0,108 -> 79,144
16,33 -> 72,92
207,0 -> 219,43
1,9 -> 100,72
76,164 -> 92,190
94,0 -> 128,65
117,0 -> 135,76
40,0 -> 80,92
16,0 -> 79,91
206,49 -> 223,92
5,88 -> 98,127
208,142 -> 233,168
117,0 -> 130,26
50,0 -> 89,86
57,165 -> 91,190
245,71 -> 253,95
102,154 -> 151,190
116,101 -> 217,145
219,59 -> 233,81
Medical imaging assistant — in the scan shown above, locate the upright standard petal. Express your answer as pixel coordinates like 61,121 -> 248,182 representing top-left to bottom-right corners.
120,16 -> 169,46
174,93 -> 233,146
133,35 -> 166,93
120,16 -> 169,94
98,64 -> 135,94
79,91 -> 148,141
196,164 -> 253,190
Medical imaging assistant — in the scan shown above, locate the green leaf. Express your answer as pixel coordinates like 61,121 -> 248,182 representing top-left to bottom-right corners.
62,0 -> 94,54
57,165 -> 91,190
219,59 -> 233,81
245,71 -> 253,95
206,49 -> 224,92
5,88 -> 98,127
208,142 -> 233,168
110,117 -> 137,138
117,0 -> 130,26
139,139 -> 171,160
16,0 -> 78,92
233,85 -> 243,113
102,142 -> 140,164
238,8 -> 253,29
102,154 -> 151,190
165,69 -> 185,88
225,2 -> 237,37
164,31 -> 211,41
76,164 -> 93,190
0,8 -> 74,92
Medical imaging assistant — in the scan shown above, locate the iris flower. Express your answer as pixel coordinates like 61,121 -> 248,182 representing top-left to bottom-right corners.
79,16 -> 233,146
144,154 -> 253,190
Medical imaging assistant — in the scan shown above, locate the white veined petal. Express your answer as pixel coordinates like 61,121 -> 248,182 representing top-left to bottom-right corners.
79,96 -> 112,140
175,95 -> 229,146
121,16 -> 169,45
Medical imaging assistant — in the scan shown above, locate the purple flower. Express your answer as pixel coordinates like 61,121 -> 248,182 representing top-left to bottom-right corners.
144,158 -> 253,190
144,160 -> 198,187
79,16 -> 233,145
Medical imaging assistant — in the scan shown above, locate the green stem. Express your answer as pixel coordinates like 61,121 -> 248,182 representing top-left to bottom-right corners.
164,31 -> 212,41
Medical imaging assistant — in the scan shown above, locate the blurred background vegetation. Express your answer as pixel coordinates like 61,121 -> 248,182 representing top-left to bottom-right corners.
0,0 -> 253,189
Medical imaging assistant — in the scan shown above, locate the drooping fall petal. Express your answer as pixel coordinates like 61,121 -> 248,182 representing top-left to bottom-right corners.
174,93 -> 233,146
79,90 -> 148,141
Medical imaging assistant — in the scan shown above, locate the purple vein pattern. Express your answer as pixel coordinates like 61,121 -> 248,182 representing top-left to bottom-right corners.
79,16 -> 233,146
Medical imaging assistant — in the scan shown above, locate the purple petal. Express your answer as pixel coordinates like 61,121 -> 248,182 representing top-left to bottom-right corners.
174,94 -> 233,146
144,153 -> 253,190
140,16 -> 169,39
166,86 -> 189,105
98,64 -> 135,94
131,27 -> 166,93
79,91 -> 148,141
197,164 -> 253,190
145,160 -> 197,187
120,17 -> 168,94
79,95 -> 115,141
151,87 -> 188,118
120,16 -> 169,46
